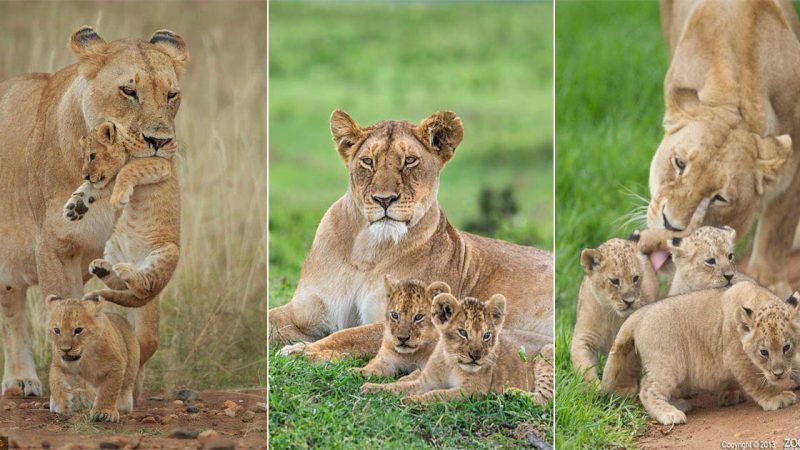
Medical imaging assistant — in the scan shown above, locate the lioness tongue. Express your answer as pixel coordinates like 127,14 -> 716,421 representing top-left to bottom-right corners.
650,250 -> 670,272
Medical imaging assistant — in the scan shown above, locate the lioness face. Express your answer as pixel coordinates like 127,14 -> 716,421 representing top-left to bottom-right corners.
669,226 -> 737,291
383,276 -> 450,354
330,110 -> 464,244
432,293 -> 505,373
46,296 -> 103,364
737,292 -> 800,383
80,122 -> 127,189
648,121 -> 792,236
70,27 -> 189,160
581,239 -> 644,317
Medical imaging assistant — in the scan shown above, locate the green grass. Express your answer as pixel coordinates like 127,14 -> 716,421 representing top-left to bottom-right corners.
269,0 -> 553,446
554,1 -> 667,448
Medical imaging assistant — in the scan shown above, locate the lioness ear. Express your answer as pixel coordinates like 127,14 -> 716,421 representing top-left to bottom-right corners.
487,294 -> 506,328
96,122 -> 117,146
426,281 -> 451,299
330,110 -> 362,162
70,26 -> 108,79
383,274 -> 400,295
432,293 -> 459,326
417,111 -> 464,164
46,295 -> 63,310
755,134 -> 792,195
737,306 -> 754,334
580,249 -> 602,275
149,30 -> 190,79
663,88 -> 702,133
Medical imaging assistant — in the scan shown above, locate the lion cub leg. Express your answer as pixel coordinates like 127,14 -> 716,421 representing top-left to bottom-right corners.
531,344 -> 555,404
397,369 -> 422,382
115,243 -> 179,301
110,157 -> 172,209
361,377 -> 426,395
48,365 -> 73,415
353,352 -> 398,378
88,259 -> 127,290
733,365 -> 796,411
89,369 -> 124,423
404,387 -> 473,404
638,375 -> 686,425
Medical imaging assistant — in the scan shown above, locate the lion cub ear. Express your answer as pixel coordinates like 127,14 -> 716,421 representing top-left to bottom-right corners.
426,281 -> 451,299
96,122 -> 117,146
82,294 -> 105,315
487,294 -> 506,328
150,30 -> 190,79
786,292 -> 800,318
416,111 -> 464,164
719,226 -> 736,243
45,295 -> 63,311
330,110 -> 362,162
383,274 -> 400,295
736,306 -> 755,334
432,293 -> 459,326
666,237 -> 688,259
755,134 -> 792,195
70,26 -> 108,79
580,249 -> 602,275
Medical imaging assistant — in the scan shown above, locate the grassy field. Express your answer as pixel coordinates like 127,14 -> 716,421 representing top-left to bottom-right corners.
0,1 -> 267,391
269,1 -> 553,447
554,1 -> 667,448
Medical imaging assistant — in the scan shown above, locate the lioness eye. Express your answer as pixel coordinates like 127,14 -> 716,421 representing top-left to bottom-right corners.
674,157 -> 686,173
53,328 -> 61,335
728,253 -> 734,261
404,156 -> 418,166
713,194 -> 727,203
784,344 -> 791,353
632,275 -> 640,284
167,91 -> 179,100
361,157 -> 373,167
458,328 -> 468,339
120,86 -> 136,97
706,258 -> 716,265
89,153 -> 96,161
483,332 -> 492,341
74,328 -> 83,335
760,349 -> 769,357
390,311 -> 399,321
609,278 -> 620,286
413,314 -> 424,322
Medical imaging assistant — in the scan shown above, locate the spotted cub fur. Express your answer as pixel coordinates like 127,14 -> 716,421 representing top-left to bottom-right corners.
570,235 -> 659,382
353,276 -> 449,378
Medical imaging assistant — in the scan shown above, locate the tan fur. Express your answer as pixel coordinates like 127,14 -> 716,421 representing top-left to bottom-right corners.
650,0 -> 800,297
271,110 -> 553,362
46,295 -> 139,423
353,277 -> 449,378
0,26 -> 187,396
570,237 -> 659,383
600,282 -> 800,425
362,293 -> 554,405
61,122 -> 180,369
667,226 -> 748,295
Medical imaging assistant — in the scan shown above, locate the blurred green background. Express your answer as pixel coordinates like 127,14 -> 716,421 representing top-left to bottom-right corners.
269,1 -> 554,447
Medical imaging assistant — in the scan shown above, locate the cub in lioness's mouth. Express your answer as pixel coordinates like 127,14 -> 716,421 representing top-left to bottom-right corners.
47,295 -> 140,423
362,292 -> 554,405
353,276 -> 450,378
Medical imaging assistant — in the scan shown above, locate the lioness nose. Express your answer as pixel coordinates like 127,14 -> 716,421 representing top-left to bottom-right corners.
724,273 -> 734,281
372,194 -> 399,210
143,134 -> 173,150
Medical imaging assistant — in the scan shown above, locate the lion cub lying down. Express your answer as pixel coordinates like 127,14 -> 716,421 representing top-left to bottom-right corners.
600,282 -> 799,425
47,295 -> 140,422
63,121 -> 180,308
353,276 -> 450,378
362,292 -> 554,404
570,234 -> 658,382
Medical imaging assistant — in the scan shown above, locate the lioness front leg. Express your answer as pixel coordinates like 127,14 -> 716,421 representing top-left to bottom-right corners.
288,322 -> 385,364
63,181 -> 103,222
0,286 -> 42,397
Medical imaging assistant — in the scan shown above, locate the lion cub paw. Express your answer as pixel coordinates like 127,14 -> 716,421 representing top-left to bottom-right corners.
360,382 -> 388,394
110,186 -> 133,209
63,190 -> 95,222
90,407 -> 120,423
89,259 -> 113,280
654,409 -> 687,425
278,342 -> 307,357
759,390 -> 796,411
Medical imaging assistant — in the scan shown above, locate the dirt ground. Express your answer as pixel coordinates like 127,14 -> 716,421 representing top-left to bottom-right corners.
637,251 -> 800,449
0,389 -> 267,449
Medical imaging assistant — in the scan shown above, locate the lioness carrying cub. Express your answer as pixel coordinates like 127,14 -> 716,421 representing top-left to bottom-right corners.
270,110 -> 553,361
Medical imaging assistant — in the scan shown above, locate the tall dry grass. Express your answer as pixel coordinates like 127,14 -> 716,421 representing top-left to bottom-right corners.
0,0 -> 267,390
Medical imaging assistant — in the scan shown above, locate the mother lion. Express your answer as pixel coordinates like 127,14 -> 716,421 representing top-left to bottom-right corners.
0,27 -> 188,396
270,110 -> 553,361
649,0 -> 800,296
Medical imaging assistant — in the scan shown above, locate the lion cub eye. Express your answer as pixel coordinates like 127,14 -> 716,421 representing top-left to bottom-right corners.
728,253 -> 734,261
89,153 -> 96,161
759,349 -> 769,358
413,313 -> 424,323
74,328 -> 83,335
674,157 -> 686,174
360,157 -> 374,168
609,278 -> 620,287
784,344 -> 791,354
482,332 -> 492,341
53,328 -> 61,335
389,311 -> 399,321
120,86 -> 136,97
404,156 -> 418,167
705,258 -> 716,266
632,275 -> 640,284
457,328 -> 468,339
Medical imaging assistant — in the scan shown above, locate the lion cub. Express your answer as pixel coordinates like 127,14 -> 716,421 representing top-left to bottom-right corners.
570,234 -> 659,383
47,295 -> 140,423
666,226 -> 745,296
63,121 -> 180,309
362,293 -> 554,405
600,282 -> 799,425
353,276 -> 450,378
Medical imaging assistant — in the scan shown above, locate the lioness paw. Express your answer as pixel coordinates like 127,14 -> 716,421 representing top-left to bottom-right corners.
90,407 -> 120,423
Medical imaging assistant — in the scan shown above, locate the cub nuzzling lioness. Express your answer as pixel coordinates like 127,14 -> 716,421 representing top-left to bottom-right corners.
665,225 -> 748,296
570,234 -> 659,383
47,295 -> 140,423
353,276 -> 450,378
362,292 -> 554,405
600,282 -> 799,425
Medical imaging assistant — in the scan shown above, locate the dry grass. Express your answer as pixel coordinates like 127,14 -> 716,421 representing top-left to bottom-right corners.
0,0 -> 267,390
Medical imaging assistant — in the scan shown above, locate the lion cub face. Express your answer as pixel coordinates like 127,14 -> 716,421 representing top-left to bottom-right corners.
581,238 -> 645,317
737,291 -> 800,383
383,276 -> 450,354
80,122 -> 128,189
669,226 -> 737,290
432,293 -> 506,373
46,295 -> 104,363
329,110 -> 464,244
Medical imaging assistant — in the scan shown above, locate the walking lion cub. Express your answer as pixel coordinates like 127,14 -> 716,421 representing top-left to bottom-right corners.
600,282 -> 799,425
47,295 -> 140,422
362,292 -> 554,405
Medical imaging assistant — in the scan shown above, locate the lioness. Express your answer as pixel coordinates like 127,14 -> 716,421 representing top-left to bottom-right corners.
269,110 -> 553,361
600,282 -> 799,425
0,27 -> 187,396
47,295 -> 140,423
361,293 -> 554,405
649,0 -> 800,296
